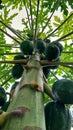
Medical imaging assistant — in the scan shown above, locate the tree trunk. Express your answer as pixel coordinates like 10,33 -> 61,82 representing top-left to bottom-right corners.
2,53 -> 46,130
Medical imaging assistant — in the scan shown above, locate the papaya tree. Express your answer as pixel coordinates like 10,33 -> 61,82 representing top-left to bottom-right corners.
0,0 -> 73,130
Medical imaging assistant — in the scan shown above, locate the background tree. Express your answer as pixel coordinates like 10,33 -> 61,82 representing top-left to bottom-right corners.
0,0 -> 73,130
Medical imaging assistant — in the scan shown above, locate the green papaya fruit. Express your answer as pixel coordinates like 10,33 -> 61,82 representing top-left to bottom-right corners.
13,54 -> 25,60
0,87 -> 7,107
36,38 -> 46,53
12,64 -> 24,79
45,101 -> 71,130
52,79 -> 73,104
48,58 -> 60,69
1,101 -> 10,111
20,40 -> 33,55
43,67 -> 50,78
44,44 -> 60,61
52,41 -> 63,54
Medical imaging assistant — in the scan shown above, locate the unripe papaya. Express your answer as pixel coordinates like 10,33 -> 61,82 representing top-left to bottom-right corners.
44,44 -> 60,61
36,38 -> 46,54
43,67 -> 50,78
13,54 -> 25,60
0,87 -> 7,107
52,79 -> 73,104
12,64 -> 24,79
45,101 -> 71,130
20,40 -> 33,55
48,58 -> 60,69
52,41 -> 63,54
1,101 -> 10,111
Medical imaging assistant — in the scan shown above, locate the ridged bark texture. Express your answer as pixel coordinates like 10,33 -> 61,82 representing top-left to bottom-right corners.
2,54 -> 46,130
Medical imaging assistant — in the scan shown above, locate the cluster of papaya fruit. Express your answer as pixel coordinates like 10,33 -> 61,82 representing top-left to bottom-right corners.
43,40 -> 63,78
11,39 -> 34,79
11,54 -> 25,79
45,78 -> 73,130
45,101 -> 71,130
11,38 -> 63,79
0,82 -> 19,112
0,87 -> 7,107
0,87 -> 9,112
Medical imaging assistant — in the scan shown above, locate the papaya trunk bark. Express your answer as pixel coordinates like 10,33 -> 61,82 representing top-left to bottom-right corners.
2,53 -> 46,130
